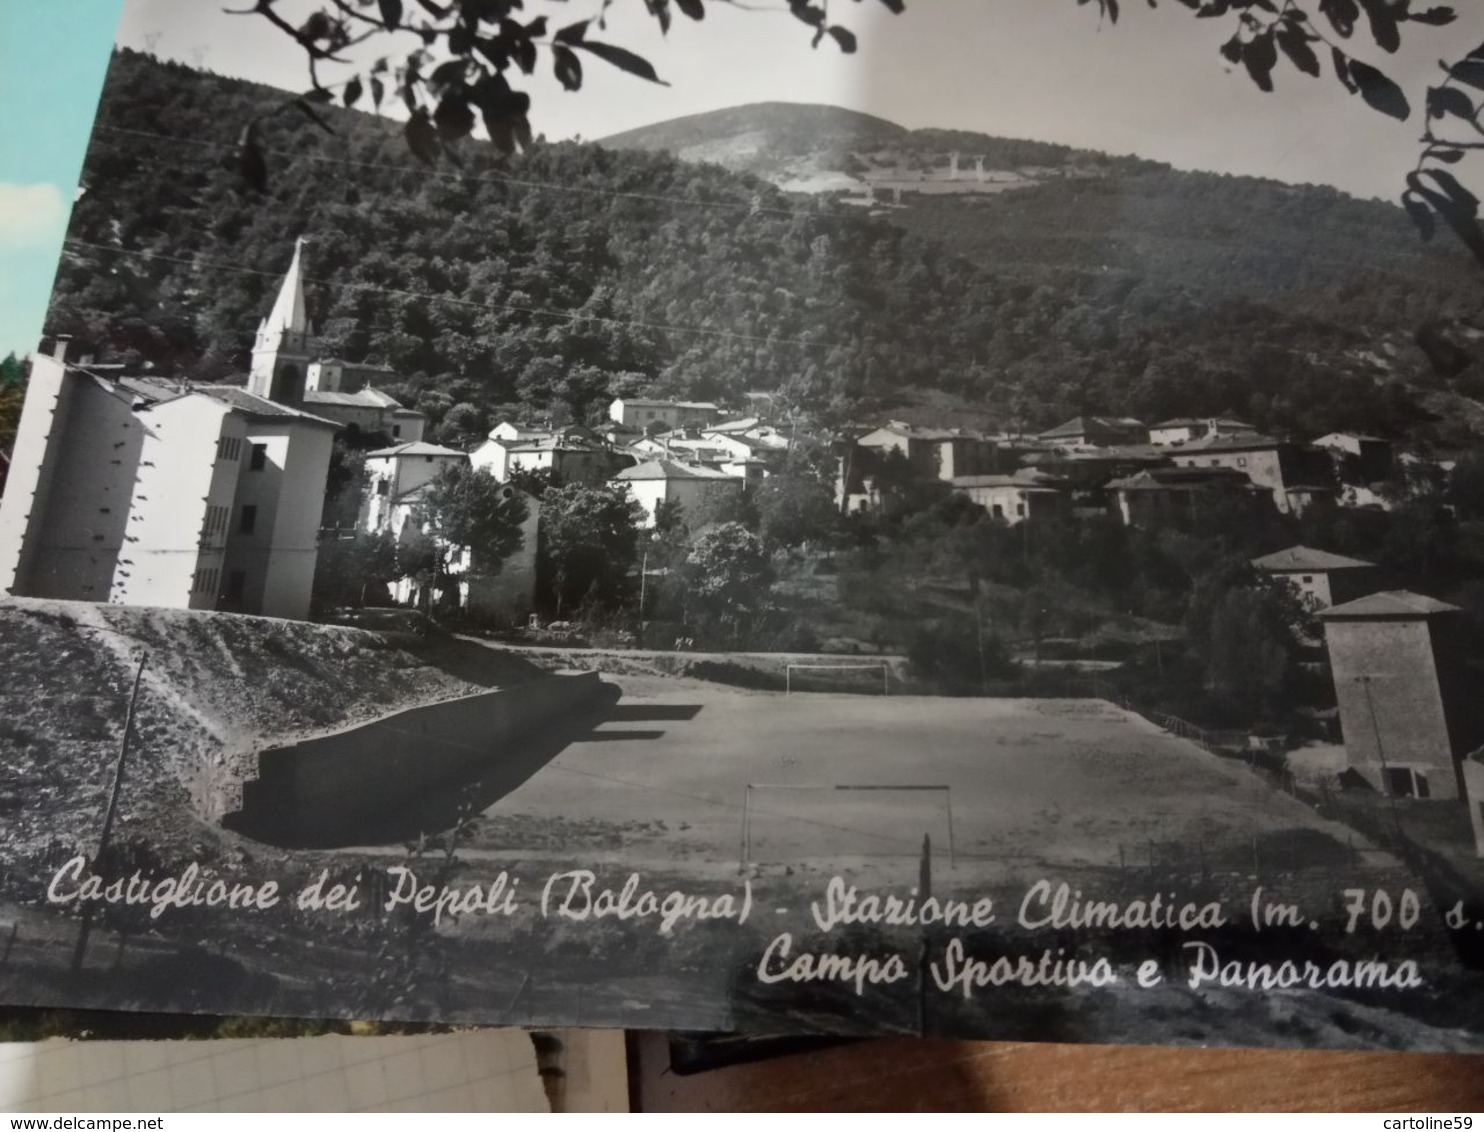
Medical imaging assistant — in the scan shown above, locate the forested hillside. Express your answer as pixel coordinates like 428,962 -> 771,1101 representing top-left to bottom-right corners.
43,49 -> 1484,446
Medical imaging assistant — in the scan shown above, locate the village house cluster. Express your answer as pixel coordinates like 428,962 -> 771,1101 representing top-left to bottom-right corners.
838,414 -> 1403,523
3,241 -> 1483,856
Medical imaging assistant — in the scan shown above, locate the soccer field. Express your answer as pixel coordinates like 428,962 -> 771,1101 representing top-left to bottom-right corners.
473,673 -> 1374,883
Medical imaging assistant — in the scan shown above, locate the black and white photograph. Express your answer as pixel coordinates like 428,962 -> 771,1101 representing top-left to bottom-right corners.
5,0 -> 1484,1053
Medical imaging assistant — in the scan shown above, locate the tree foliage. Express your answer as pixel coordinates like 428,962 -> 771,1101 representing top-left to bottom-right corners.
537,480 -> 644,613
421,460 -> 530,575
679,520 -> 772,644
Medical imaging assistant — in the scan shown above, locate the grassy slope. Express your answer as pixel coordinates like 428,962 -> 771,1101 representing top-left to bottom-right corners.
0,599 -> 546,852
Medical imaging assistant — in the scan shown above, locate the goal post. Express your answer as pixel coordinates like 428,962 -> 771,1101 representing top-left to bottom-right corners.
784,661 -> 891,696
740,782 -> 955,870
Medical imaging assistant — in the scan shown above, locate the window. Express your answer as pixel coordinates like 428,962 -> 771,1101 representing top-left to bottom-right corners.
249,443 -> 268,471
1301,575 -> 1313,584
375,480 -> 390,497
1016,502 -> 1026,517
193,566 -> 219,595
216,436 -> 241,462
239,504 -> 258,535
1384,767 -> 1430,799
1236,457 -> 1247,467
1209,458 -> 1220,466
202,505 -> 229,539
992,504 -> 1004,519
392,424 -> 402,439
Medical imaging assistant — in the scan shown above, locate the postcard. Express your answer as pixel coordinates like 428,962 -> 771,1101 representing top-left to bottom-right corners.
3,0 -> 1484,1050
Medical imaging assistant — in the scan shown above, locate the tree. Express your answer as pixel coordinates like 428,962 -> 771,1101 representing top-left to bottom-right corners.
679,521 -> 773,645
539,481 -> 645,614
312,528 -> 399,609
1448,447 -> 1484,520
0,352 -> 27,457
1201,583 -> 1303,726
754,470 -> 841,552
401,462 -> 530,617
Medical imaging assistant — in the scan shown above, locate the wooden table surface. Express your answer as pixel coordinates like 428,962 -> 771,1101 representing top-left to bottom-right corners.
632,1032 -> 1484,1112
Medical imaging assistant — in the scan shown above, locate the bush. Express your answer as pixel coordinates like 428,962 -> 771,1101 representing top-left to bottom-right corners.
906,620 -> 1014,694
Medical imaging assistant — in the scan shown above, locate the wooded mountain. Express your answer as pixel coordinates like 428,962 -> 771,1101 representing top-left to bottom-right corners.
43,51 -> 1484,447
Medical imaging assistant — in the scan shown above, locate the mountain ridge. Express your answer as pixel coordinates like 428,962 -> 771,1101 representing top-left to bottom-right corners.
39,50 -> 1484,451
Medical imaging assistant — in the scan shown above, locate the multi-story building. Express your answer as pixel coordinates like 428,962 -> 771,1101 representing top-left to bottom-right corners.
0,344 -> 338,619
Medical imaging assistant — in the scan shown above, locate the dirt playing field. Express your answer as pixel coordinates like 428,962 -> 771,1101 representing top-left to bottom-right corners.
462,671 -> 1385,886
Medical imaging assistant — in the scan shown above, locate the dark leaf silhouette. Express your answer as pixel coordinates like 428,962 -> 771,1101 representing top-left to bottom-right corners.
1319,0 -> 1359,37
675,0 -> 706,19
552,45 -> 583,91
1428,85 -> 1476,121
234,122 -> 267,193
343,76 -> 363,108
1357,0 -> 1400,52
1275,24 -> 1320,77
576,40 -> 668,84
1450,59 -> 1484,91
377,0 -> 403,28
827,26 -> 858,53
1409,7 -> 1457,26
1402,191 -> 1437,241
403,107 -> 441,164
1348,58 -> 1409,119
1242,33 -> 1278,93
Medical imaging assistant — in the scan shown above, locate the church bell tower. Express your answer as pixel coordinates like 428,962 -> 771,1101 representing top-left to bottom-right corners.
248,236 -> 312,406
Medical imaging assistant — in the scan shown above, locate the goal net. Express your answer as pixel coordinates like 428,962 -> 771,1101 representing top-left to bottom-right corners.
740,783 -> 954,870
784,661 -> 891,696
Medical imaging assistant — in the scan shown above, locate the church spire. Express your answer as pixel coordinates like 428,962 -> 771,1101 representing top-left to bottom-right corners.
248,236 -> 313,405
264,234 -> 309,337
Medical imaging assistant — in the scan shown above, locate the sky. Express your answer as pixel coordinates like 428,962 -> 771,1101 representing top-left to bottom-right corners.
0,0 -> 1472,357
0,0 -> 123,359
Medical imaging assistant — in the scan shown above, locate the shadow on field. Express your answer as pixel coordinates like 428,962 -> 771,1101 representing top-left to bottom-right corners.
291,688 -> 708,848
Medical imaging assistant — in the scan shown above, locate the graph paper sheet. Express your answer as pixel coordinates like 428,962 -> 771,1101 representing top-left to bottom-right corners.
0,1030 -> 552,1113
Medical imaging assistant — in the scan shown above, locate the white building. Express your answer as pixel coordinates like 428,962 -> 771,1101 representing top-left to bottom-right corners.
608,397 -> 721,431
469,432 -> 613,484
1148,417 -> 1256,447
611,458 -> 741,528
362,441 -> 469,535
0,346 -> 338,620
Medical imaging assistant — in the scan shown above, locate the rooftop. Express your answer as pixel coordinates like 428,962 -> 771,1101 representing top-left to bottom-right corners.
1038,415 -> 1146,440
613,458 -> 736,482
1106,466 -> 1253,491
615,398 -> 720,410
1152,417 -> 1255,430
1172,432 -> 1283,452
304,387 -> 403,409
864,420 -> 994,442
952,468 -> 1067,489
190,386 -> 340,429
366,441 -> 467,459
1251,545 -> 1374,572
1319,590 -> 1462,620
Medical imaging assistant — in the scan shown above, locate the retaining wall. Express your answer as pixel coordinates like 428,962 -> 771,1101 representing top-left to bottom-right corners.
227,670 -> 611,845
